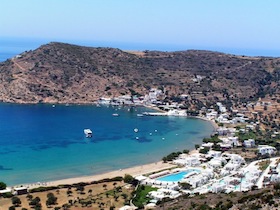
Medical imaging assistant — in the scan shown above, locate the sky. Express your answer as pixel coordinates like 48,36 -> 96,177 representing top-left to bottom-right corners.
1,0 -> 280,56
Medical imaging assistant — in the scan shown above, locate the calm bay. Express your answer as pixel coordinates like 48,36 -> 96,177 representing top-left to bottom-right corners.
0,104 -> 214,185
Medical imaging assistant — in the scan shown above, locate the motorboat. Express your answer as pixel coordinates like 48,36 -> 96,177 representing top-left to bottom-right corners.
84,129 -> 93,138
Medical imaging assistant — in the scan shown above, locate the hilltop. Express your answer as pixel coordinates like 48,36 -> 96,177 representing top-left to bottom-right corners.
0,42 -> 279,104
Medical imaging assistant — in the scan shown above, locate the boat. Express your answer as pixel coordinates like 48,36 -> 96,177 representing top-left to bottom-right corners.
134,128 -> 139,133
167,109 -> 187,116
84,129 -> 93,138
112,113 -> 119,116
137,114 -> 144,117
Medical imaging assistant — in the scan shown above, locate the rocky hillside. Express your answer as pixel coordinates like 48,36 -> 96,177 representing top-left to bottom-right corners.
0,42 -> 279,104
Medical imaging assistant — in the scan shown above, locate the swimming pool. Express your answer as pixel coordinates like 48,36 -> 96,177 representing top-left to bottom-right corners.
156,169 -> 199,182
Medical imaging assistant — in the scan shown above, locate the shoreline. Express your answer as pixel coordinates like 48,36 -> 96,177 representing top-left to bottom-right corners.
190,116 -> 219,131
9,106 -> 217,189
21,161 -> 174,189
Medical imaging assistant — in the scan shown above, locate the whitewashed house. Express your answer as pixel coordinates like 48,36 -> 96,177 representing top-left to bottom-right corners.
173,156 -> 201,167
210,183 -> 227,193
216,127 -> 229,136
258,145 -> 277,156
206,150 -> 222,159
148,189 -> 181,201
229,154 -> 245,165
243,139 -> 255,148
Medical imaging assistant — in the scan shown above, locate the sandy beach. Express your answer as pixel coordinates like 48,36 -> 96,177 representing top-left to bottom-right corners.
25,161 -> 174,189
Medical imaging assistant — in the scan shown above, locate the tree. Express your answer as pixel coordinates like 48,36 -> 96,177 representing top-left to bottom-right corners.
26,194 -> 33,201
102,184 -> 107,190
113,182 -> 117,188
67,189 -> 73,196
29,196 -> 41,206
123,174 -> 134,184
34,204 -> 42,210
75,185 -> 84,193
183,149 -> 189,154
11,196 -> 21,206
195,144 -> 200,150
46,192 -> 57,206
199,147 -> 210,154
0,181 -> 7,190
162,157 -> 168,163
8,206 -> 15,210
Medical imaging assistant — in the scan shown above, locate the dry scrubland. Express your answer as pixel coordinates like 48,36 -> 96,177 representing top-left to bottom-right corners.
0,181 -> 133,210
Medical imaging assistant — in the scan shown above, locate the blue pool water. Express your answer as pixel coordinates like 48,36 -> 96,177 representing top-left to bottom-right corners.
157,169 -> 200,182
0,104 -> 213,185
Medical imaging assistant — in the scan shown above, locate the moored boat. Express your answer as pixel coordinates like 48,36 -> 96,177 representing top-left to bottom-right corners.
84,129 -> 93,138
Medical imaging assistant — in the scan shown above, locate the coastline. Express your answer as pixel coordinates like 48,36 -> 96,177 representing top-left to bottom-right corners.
19,115 -> 217,190
143,104 -> 218,132
23,161 -> 174,189
190,116 -> 219,131
6,104 -> 216,189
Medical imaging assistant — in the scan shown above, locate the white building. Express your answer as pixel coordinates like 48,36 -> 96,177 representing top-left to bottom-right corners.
173,156 -> 201,167
206,150 -> 222,159
258,145 -> 277,156
243,139 -> 255,148
148,189 -> 181,201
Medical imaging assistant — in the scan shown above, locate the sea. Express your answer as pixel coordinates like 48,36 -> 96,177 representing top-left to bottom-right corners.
1,38 -> 277,186
0,104 -> 214,185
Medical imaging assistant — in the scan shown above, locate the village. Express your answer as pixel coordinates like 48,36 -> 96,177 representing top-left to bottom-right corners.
97,87 -> 280,209
0,87 -> 279,210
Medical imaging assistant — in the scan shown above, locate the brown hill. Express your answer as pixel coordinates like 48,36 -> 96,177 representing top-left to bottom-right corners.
0,42 -> 279,104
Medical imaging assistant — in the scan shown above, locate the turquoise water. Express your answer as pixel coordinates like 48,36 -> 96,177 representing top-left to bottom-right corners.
157,171 -> 187,182
157,169 -> 200,182
0,104 -> 214,185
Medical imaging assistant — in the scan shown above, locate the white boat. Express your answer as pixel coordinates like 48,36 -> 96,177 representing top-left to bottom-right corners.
84,129 -> 93,138
143,112 -> 167,116
167,109 -> 187,116
112,113 -> 119,116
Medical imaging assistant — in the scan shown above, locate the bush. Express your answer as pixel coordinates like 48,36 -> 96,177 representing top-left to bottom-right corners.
199,147 -> 210,154
0,181 -> 7,190
46,193 -> 57,206
29,196 -> 41,206
2,192 -> 13,198
110,176 -> 123,182
29,186 -> 58,193
12,196 -> 21,206
123,174 -> 134,184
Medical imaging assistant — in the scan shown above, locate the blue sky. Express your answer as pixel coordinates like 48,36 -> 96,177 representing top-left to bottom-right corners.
1,0 -> 280,55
